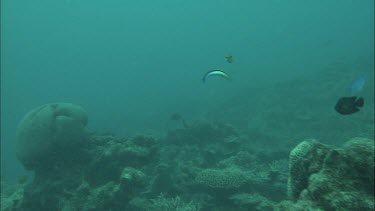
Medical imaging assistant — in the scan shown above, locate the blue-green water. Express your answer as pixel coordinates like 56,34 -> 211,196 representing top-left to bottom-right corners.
1,0 -> 374,210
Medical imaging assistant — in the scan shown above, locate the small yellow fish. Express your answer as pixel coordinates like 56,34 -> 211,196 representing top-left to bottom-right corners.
225,54 -> 233,63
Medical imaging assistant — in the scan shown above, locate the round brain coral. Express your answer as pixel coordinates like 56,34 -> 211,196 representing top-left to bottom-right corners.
288,139 -> 316,169
287,139 -> 330,200
16,103 -> 88,170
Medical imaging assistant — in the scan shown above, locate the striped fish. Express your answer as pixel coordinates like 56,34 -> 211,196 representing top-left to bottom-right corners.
202,69 -> 231,83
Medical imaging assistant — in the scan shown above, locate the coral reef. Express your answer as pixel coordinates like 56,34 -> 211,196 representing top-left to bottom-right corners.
277,137 -> 375,211
7,132 -> 159,211
3,107 -> 373,210
1,182 -> 24,210
130,194 -> 201,211
287,139 -> 330,199
229,193 -> 275,211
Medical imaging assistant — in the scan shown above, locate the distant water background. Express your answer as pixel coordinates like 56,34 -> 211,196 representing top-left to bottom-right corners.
1,0 -> 373,183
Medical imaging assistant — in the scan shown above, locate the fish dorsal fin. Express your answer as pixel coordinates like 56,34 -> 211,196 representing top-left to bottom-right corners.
355,97 -> 364,107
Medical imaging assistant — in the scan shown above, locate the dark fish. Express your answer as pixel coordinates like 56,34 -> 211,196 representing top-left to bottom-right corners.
167,112 -> 189,128
334,96 -> 364,115
225,54 -> 233,63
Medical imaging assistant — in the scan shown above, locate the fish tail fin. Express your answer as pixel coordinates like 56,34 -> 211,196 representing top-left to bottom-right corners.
202,75 -> 207,83
355,97 -> 364,107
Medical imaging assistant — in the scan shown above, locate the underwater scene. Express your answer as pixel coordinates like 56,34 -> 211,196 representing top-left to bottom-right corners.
1,0 -> 374,210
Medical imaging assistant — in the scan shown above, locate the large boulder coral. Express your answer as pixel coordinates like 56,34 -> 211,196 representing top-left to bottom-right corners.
277,137 -> 375,211
287,139 -> 330,199
16,103 -> 88,170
